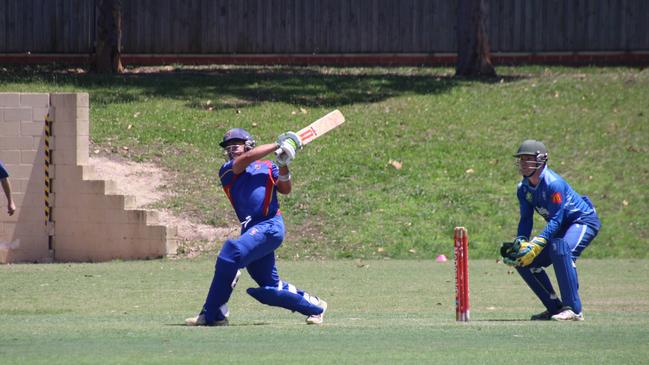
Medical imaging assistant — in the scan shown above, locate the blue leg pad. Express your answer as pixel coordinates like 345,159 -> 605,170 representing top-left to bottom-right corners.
517,266 -> 563,313
550,238 -> 582,313
247,282 -> 324,316
202,255 -> 240,323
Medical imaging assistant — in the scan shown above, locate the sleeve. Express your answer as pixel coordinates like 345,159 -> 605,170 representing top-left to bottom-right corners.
219,160 -> 235,187
516,184 -> 534,239
270,161 -> 279,180
538,180 -> 567,240
0,161 -> 8,179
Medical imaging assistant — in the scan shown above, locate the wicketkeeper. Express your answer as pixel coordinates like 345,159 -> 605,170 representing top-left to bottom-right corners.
501,140 -> 601,321
186,128 -> 327,326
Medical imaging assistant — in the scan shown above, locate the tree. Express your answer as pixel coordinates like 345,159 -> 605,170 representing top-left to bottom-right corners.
93,0 -> 124,73
455,0 -> 496,77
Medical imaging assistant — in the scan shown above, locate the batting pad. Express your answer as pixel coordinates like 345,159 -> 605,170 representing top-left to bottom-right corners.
246,282 -> 324,316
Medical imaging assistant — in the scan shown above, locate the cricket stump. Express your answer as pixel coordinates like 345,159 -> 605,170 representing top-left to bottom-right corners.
454,227 -> 470,321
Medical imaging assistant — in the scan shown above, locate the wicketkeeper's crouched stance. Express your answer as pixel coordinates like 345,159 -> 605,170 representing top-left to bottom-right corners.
186,128 -> 327,326
501,140 -> 601,321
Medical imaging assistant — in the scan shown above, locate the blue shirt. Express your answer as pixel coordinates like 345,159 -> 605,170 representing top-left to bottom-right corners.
517,166 -> 601,240
0,161 -> 8,179
219,159 -> 279,228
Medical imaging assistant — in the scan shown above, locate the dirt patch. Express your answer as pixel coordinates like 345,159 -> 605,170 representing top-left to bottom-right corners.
88,155 -> 236,256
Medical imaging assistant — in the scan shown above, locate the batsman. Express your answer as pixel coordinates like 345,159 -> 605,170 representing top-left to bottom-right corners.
501,140 -> 601,321
185,128 -> 327,326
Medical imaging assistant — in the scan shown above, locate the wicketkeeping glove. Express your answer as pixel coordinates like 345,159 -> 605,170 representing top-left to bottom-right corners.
500,237 -> 525,267
515,237 -> 547,267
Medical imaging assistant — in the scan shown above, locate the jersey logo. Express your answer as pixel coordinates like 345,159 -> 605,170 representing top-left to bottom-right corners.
551,192 -> 563,204
526,192 -> 533,203
241,215 -> 252,229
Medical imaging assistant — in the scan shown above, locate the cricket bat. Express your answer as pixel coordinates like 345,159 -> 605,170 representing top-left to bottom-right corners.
275,109 -> 345,156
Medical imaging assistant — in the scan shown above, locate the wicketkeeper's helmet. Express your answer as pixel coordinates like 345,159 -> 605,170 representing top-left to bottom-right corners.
514,139 -> 548,161
514,139 -> 548,176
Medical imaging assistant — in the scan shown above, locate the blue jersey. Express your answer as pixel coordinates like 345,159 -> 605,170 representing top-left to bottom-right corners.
0,160 -> 8,179
219,159 -> 280,228
517,166 -> 601,240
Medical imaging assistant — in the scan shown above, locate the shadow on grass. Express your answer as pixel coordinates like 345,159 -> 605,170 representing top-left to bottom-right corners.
470,319 -> 532,322
165,322 -> 272,327
0,65 -> 527,111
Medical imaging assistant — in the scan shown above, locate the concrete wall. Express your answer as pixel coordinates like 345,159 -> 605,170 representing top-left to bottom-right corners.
0,92 -> 177,263
0,93 -> 50,262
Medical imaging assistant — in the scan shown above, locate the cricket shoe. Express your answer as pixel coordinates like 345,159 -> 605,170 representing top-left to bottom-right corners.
185,314 -> 229,326
551,308 -> 584,321
530,310 -> 554,321
306,298 -> 327,325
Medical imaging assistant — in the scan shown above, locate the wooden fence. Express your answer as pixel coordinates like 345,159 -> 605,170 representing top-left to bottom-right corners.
1,0 -> 648,54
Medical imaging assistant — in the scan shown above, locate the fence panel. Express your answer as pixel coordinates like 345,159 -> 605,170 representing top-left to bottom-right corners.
1,0 -> 648,54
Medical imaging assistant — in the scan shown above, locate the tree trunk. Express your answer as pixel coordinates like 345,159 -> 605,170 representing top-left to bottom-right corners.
456,0 -> 496,77
93,0 -> 123,73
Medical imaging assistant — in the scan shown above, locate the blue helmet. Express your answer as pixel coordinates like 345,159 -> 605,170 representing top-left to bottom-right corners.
219,128 -> 256,148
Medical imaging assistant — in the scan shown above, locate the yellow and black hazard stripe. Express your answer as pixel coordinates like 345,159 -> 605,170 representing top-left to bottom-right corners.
44,111 -> 53,226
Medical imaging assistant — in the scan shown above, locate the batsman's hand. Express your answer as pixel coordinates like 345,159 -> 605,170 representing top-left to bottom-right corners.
277,132 -> 302,151
276,152 -> 293,167
515,237 -> 547,267
500,237 -> 525,267
276,132 -> 301,163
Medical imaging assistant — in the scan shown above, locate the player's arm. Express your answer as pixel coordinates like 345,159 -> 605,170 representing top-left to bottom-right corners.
538,181 -> 568,241
274,132 -> 301,195
232,132 -> 300,175
1,178 -> 16,216
516,186 -> 533,239
516,182 -> 568,266
232,143 -> 281,175
276,165 -> 291,195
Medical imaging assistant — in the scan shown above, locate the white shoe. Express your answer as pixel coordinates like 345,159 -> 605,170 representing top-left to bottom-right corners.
185,313 -> 229,326
306,298 -> 327,325
185,313 -> 207,326
551,308 -> 584,321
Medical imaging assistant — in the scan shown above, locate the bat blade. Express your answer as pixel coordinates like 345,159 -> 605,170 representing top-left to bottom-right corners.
275,109 -> 345,156
296,109 -> 345,145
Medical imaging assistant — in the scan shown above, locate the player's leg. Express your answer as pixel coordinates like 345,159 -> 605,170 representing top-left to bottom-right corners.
246,252 -> 326,322
188,239 -> 242,325
516,249 -> 563,319
195,219 -> 283,325
550,223 -> 598,320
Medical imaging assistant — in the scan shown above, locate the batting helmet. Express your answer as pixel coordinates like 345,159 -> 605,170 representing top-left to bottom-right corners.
219,128 -> 256,148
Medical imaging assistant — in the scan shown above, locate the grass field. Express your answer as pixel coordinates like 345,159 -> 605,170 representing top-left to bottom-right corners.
2,66 -> 648,363
1,65 -> 647,259
1,258 -> 648,364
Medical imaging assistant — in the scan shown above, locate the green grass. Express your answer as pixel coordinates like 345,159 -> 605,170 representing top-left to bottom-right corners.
1,65 -> 648,258
1,258 -> 648,364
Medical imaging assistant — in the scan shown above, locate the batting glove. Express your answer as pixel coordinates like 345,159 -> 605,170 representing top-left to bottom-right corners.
516,237 -> 547,267
276,152 -> 293,167
277,131 -> 302,151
